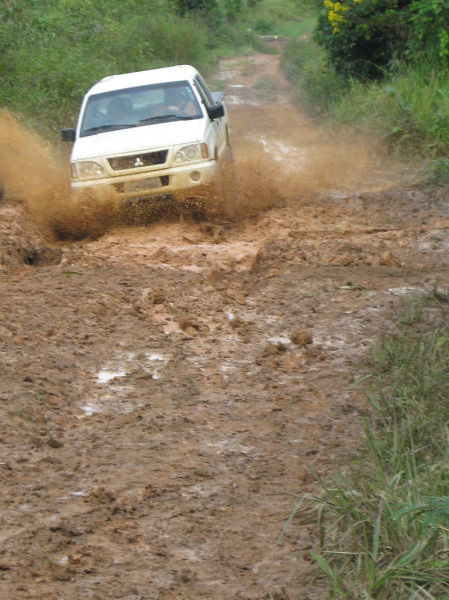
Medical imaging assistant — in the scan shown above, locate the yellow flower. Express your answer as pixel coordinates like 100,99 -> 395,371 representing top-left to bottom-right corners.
325,0 -> 348,31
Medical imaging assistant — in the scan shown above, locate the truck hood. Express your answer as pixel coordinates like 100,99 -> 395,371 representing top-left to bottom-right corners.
71,119 -> 207,161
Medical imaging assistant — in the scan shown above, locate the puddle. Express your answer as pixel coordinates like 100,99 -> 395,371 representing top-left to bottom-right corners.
80,401 -> 103,416
97,369 -> 127,383
204,438 -> 254,455
58,490 -> 89,500
181,482 -> 221,499
217,66 -> 235,81
226,95 -> 261,106
387,286 -> 424,296
80,351 -> 170,416
145,352 -> 165,361
146,352 -> 166,379
89,236 -> 260,273
219,361 -> 236,373
268,336 -> 291,346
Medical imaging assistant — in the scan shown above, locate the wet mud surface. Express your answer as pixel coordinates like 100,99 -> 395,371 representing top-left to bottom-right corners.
1,53 -> 449,599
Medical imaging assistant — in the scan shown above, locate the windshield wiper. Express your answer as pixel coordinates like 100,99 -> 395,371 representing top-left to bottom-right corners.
81,124 -> 137,136
139,114 -> 198,124
139,115 -> 177,124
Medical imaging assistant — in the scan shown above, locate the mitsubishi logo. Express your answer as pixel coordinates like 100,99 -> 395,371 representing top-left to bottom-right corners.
134,157 -> 144,167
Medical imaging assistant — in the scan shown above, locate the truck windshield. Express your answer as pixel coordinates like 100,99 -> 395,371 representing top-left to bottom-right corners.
80,81 -> 203,137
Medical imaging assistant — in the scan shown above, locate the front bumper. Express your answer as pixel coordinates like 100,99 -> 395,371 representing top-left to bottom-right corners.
70,160 -> 217,201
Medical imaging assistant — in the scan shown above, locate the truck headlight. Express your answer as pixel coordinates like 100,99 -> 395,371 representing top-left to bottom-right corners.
71,160 -> 105,180
174,143 -> 209,164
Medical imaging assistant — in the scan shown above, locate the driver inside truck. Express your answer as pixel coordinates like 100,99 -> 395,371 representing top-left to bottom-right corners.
155,86 -> 198,117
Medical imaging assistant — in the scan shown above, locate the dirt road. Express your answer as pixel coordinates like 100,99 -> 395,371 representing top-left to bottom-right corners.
1,53 -> 449,599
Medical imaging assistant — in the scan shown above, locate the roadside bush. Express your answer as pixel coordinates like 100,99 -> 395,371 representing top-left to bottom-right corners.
254,17 -> 275,34
176,0 -> 263,26
408,0 -> 449,64
315,0 -> 449,81
315,0 -> 411,80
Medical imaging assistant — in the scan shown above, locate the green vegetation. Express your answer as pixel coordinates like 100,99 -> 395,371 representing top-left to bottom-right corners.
282,0 -> 449,175
315,0 -> 449,80
281,36 -> 349,114
288,292 -> 449,598
249,0 -> 317,36
330,67 -> 449,158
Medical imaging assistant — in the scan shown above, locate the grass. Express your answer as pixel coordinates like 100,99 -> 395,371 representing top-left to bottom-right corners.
244,0 -> 317,42
281,37 -> 349,114
329,65 -> 449,160
276,15 -> 317,38
284,292 -> 449,598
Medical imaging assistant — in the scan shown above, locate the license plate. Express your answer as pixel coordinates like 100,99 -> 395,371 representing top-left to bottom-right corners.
125,177 -> 159,192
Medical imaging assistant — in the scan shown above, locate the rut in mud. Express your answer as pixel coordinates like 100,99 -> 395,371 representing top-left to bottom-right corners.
1,52 -> 449,600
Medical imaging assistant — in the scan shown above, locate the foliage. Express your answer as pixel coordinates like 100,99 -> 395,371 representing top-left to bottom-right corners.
408,0 -> 449,62
246,0 -> 317,37
276,14 -> 317,37
328,64 -> 449,157
314,0 -> 449,82
176,0 -> 263,25
315,0 -> 411,80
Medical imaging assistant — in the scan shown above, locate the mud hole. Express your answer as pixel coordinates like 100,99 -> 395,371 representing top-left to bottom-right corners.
1,52 -> 449,599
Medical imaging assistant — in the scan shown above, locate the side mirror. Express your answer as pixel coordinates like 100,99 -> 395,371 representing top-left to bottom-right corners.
207,103 -> 225,120
61,128 -> 76,142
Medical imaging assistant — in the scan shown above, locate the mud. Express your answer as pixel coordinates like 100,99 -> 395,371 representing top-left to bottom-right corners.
1,52 -> 449,599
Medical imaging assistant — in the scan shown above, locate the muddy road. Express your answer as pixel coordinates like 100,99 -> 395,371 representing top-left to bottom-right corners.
1,53 -> 449,599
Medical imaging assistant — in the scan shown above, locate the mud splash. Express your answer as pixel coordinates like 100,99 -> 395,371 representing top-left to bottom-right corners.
0,110 -> 120,241
229,103 -> 402,199
0,109 -> 292,241
0,110 -> 68,211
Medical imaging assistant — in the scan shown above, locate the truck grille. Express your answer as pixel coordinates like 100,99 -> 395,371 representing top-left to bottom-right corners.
108,150 -> 168,171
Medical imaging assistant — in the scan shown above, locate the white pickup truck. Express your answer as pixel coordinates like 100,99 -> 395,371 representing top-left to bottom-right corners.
62,64 -> 231,206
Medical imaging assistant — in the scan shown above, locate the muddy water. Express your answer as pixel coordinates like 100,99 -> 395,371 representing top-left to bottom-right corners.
0,52 -> 448,600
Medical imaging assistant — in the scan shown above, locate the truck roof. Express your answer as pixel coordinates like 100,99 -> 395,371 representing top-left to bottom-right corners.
86,65 -> 199,96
